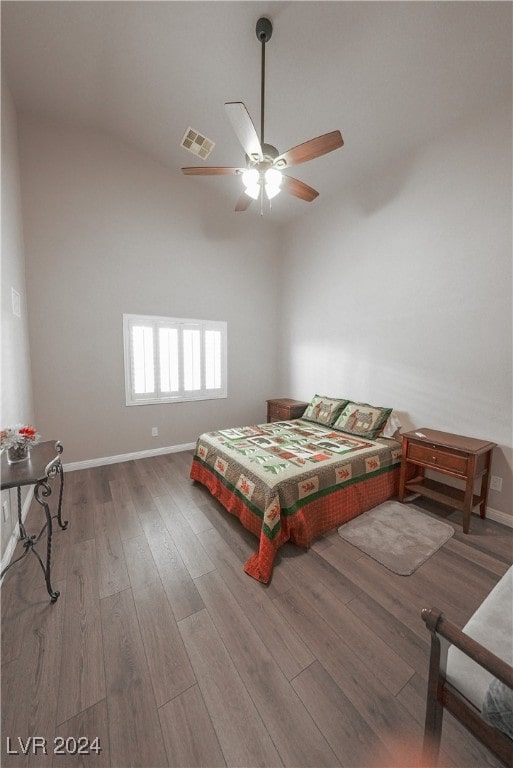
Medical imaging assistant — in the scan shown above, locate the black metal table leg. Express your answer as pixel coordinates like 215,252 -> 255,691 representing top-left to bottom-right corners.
33,479 -> 60,602
0,536 -> 35,579
17,485 -> 27,540
54,458 -> 68,530
1,440 -> 66,602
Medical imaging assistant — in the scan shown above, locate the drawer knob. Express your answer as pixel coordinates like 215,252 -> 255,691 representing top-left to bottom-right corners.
432,456 -> 437,462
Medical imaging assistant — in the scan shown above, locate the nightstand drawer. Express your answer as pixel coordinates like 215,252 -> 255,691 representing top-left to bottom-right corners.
407,443 -> 468,475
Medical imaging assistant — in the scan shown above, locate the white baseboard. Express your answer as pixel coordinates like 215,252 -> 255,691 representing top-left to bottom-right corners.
0,491 -> 33,577
63,442 -> 196,472
480,506 -> 513,529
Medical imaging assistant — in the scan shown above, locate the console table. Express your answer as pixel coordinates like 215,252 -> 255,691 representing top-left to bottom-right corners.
398,428 -> 496,534
0,440 -> 67,602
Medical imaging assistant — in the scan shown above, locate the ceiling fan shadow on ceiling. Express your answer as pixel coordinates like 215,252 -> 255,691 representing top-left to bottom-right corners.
181,16 -> 344,213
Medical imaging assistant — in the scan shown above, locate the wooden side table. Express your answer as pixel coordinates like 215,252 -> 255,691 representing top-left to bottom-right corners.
266,398 -> 309,422
0,440 -> 67,602
398,428 -> 496,533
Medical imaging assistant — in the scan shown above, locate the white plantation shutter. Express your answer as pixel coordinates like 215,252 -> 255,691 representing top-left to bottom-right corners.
205,329 -> 222,389
183,326 -> 201,391
158,326 -> 179,394
123,314 -> 227,405
132,324 -> 155,394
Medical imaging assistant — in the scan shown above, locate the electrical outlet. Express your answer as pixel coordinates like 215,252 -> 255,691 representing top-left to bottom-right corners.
2,500 -> 9,523
490,475 -> 502,492
151,427 -> 158,437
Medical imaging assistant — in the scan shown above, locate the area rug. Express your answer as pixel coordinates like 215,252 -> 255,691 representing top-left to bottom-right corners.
338,500 -> 454,575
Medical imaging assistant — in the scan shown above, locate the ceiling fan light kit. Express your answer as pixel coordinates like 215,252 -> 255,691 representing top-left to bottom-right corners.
181,17 -> 344,213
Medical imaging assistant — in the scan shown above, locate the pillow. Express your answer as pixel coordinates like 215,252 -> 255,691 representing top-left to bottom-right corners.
380,411 -> 402,439
302,395 -> 349,426
333,401 -> 392,440
482,677 -> 513,740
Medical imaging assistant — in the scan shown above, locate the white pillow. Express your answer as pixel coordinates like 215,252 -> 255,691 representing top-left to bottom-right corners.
382,412 -> 402,439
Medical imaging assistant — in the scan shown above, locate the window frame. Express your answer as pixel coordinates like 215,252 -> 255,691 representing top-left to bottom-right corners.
123,313 -> 227,406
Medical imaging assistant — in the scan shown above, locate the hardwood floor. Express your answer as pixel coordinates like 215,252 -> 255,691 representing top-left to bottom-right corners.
1,452 -> 511,768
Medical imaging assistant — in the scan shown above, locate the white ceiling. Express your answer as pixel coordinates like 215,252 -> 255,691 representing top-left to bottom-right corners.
2,1 -> 511,223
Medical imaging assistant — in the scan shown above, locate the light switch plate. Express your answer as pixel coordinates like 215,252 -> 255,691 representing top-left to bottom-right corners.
11,288 -> 21,317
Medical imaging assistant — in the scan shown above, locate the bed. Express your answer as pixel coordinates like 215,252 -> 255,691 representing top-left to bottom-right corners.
190,394 -> 404,583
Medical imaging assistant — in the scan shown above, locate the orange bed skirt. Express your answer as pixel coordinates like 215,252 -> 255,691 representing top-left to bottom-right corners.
191,457 -> 401,583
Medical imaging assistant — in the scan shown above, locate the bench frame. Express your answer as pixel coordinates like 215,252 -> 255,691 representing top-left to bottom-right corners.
422,607 -> 513,766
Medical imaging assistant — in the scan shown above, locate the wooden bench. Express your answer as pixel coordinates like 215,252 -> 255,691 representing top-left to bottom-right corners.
421,566 -> 513,766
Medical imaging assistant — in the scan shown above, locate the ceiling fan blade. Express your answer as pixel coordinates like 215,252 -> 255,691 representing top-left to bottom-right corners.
281,175 -> 319,202
274,130 -> 344,169
225,102 -> 263,161
235,192 -> 254,212
181,167 -> 242,176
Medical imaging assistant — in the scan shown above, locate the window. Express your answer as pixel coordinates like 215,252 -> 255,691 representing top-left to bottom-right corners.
123,314 -> 227,405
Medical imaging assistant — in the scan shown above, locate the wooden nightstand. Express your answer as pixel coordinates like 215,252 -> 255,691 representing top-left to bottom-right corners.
398,428 -> 496,534
266,398 -> 309,423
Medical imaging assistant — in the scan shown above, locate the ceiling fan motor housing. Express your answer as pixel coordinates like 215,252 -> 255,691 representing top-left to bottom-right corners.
248,142 -> 279,168
256,17 -> 272,43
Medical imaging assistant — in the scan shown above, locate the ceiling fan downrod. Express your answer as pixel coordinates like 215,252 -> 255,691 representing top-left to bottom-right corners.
256,17 -> 272,148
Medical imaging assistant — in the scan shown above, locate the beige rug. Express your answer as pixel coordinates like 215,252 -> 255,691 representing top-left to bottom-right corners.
338,500 -> 454,575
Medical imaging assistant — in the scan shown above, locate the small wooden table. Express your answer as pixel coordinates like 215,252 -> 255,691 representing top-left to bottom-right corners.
266,398 -> 309,422
398,428 -> 496,533
0,440 -> 67,602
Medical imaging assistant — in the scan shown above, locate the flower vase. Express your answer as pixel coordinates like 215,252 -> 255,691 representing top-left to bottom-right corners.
7,443 -> 30,464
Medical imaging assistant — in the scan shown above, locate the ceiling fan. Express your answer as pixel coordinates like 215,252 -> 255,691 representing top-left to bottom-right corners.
181,17 -> 344,212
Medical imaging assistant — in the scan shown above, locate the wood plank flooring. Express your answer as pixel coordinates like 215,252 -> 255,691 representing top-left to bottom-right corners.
1,452 -> 511,767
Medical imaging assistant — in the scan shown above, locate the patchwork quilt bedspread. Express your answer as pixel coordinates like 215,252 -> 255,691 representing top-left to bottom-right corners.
190,419 -> 402,583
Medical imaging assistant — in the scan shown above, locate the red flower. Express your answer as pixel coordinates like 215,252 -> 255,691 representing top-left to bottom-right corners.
19,426 -> 38,440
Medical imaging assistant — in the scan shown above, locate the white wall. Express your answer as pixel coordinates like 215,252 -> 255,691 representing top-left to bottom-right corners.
279,100 -> 512,519
18,117 -> 282,465
1,79 -> 35,556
